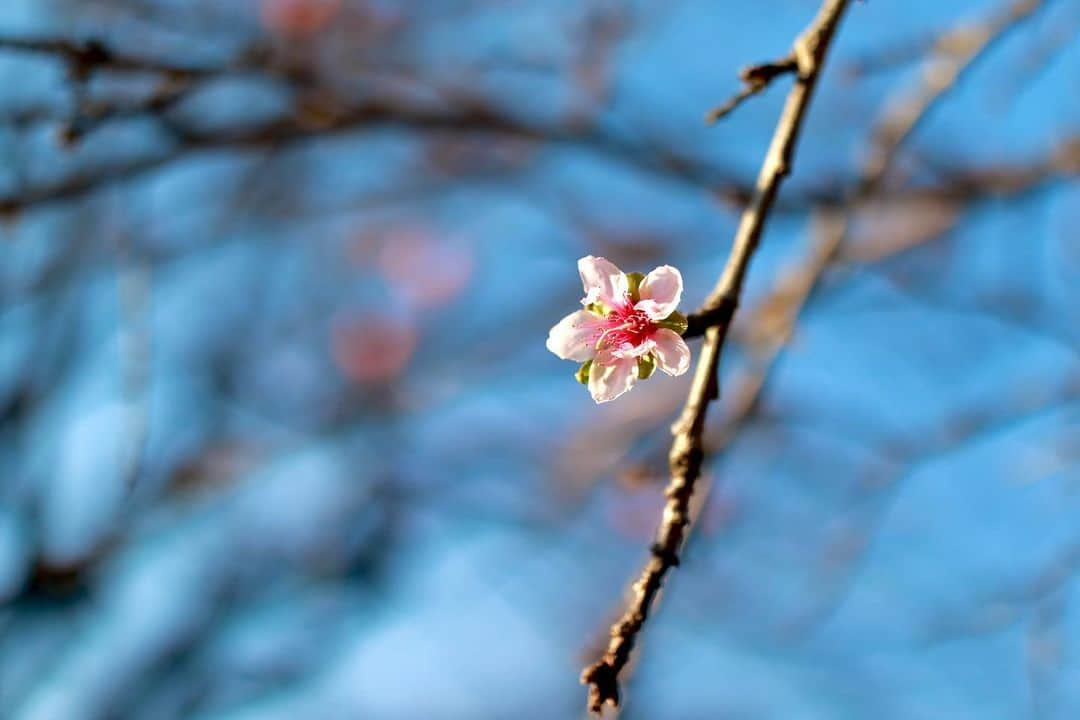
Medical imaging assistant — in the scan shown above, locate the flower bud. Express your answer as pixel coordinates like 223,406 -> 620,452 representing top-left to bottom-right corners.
636,354 -> 656,379
575,359 -> 593,385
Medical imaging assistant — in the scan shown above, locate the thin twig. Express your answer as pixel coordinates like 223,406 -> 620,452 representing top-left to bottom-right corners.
705,56 -> 798,123
580,0 -> 854,714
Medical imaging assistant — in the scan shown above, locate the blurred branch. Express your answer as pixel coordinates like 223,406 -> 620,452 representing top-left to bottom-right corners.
61,79 -> 194,145
580,0 -> 853,713
685,0 -> 1060,339
863,0 -> 1052,180
924,523 -> 1080,645
788,389 -> 1080,641
0,32 -> 745,210
0,67 -> 758,216
842,0 -> 1053,82
115,223 -> 152,492
2,12 -> 1063,222
0,36 -> 222,77
684,132 -> 1079,337
996,0 -> 1080,102
842,35 -> 939,79
0,34 -> 278,145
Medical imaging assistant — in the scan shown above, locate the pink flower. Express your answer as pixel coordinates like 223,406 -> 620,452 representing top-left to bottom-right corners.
547,256 -> 692,403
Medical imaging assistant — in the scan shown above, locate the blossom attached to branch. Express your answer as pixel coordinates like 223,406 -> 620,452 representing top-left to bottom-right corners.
547,256 -> 690,403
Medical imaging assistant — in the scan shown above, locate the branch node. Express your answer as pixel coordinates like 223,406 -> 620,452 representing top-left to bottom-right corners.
68,39 -> 111,80
581,660 -> 620,714
705,56 -> 797,124
684,294 -> 738,338
649,542 -> 681,567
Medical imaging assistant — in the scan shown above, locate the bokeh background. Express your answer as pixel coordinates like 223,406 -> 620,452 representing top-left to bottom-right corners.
1,0 -> 1078,718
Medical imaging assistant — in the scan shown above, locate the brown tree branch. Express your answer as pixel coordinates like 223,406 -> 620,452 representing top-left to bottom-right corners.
0,35 -> 248,77
0,33 -> 758,215
686,0 -> 1058,339
579,0 -> 854,714
0,34 -> 271,146
0,97 -> 753,217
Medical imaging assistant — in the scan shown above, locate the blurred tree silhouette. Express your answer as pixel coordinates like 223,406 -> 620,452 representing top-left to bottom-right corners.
0,0 -> 1077,719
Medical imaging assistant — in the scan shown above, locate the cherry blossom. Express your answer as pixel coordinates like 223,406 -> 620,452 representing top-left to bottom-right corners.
547,256 -> 691,403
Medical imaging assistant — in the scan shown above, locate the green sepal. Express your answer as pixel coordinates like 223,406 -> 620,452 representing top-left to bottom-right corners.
636,354 -> 656,380
626,272 -> 645,303
584,302 -> 607,317
575,359 -> 593,385
656,310 -> 688,335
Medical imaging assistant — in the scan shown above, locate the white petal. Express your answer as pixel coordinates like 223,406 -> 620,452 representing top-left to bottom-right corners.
588,356 -> 637,403
636,265 -> 683,320
578,255 -> 629,308
651,328 -> 691,376
610,339 -> 655,360
546,310 -> 601,361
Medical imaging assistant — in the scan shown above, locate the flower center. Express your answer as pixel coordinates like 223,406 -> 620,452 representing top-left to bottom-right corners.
594,304 -> 654,351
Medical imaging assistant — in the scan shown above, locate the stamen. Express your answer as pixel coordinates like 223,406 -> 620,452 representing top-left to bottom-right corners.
592,306 -> 655,351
